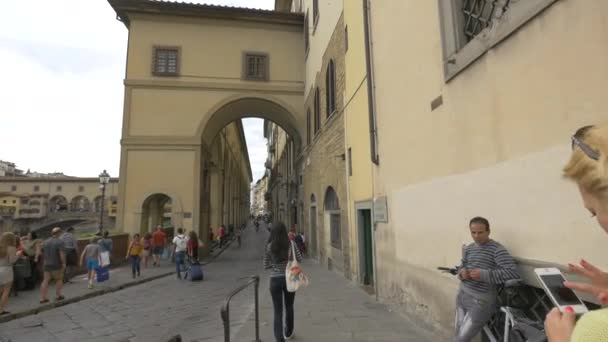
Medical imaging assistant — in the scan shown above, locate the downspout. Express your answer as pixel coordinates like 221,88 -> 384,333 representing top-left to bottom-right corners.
363,0 -> 379,165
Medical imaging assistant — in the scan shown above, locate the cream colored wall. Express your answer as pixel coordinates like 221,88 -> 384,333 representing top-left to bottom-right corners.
343,0 -> 373,283
370,0 -> 608,329
128,15 -> 303,85
121,150 -> 196,234
301,0 -> 343,98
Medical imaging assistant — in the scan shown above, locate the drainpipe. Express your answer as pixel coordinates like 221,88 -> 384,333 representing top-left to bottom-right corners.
363,0 -> 379,165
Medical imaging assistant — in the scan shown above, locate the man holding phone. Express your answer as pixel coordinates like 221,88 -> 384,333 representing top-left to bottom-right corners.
454,217 -> 520,342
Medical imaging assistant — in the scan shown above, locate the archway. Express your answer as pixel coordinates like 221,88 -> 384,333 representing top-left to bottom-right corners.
324,186 -> 341,250
93,196 -> 103,213
197,95 -> 303,241
49,195 -> 68,213
70,196 -> 90,212
140,193 -> 173,234
309,194 -> 317,257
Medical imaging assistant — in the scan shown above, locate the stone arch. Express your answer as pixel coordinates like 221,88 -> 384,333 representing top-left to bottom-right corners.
92,196 -> 104,213
324,186 -> 341,249
138,192 -> 183,234
197,94 -> 303,151
70,195 -> 90,212
49,195 -> 68,213
324,186 -> 340,210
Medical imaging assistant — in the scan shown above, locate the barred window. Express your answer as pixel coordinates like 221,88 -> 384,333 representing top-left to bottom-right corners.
243,53 -> 269,81
462,0 -> 509,42
33,185 -> 39,192
56,186 -> 62,192
11,185 -> 16,192
79,186 -> 85,192
153,47 -> 180,76
306,108 -> 311,145
439,0 -> 555,81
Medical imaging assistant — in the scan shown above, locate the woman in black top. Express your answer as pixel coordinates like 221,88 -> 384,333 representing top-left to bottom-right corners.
264,222 -> 302,341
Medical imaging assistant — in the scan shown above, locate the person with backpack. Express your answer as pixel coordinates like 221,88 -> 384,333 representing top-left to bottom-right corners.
172,228 -> 187,279
263,222 -> 303,341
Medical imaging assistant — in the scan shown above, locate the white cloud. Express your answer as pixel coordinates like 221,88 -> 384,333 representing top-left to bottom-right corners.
0,0 -> 273,177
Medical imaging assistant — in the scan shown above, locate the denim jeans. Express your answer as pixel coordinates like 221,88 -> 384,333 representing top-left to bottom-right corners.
270,276 -> 295,342
175,251 -> 186,278
129,256 -> 141,276
453,289 -> 496,342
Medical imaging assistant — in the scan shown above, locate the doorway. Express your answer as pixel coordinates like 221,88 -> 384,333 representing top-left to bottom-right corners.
358,207 -> 374,287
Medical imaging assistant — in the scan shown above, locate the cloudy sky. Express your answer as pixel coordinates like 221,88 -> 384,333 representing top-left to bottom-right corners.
0,0 -> 273,183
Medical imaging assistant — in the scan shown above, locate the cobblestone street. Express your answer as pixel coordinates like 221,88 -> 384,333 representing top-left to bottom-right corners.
0,223 -> 441,341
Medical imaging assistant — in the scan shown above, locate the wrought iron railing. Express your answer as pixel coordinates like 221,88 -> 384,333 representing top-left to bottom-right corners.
220,275 -> 261,342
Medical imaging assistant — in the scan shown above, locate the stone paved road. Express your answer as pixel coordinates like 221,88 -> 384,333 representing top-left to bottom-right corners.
0,223 -> 442,342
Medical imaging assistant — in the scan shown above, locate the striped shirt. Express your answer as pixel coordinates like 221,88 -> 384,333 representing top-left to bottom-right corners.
263,241 -> 303,278
460,240 -> 519,294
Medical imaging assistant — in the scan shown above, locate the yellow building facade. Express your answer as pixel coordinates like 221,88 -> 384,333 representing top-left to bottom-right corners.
109,0 -> 304,240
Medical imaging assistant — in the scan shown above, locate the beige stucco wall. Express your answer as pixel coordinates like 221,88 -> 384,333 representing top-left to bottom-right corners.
370,0 -> 608,331
117,10 -> 305,237
343,0 -> 374,284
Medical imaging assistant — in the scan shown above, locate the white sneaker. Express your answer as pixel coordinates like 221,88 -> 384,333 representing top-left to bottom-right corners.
283,331 -> 294,340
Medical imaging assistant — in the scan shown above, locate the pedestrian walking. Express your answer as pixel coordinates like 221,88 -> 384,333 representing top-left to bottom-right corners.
125,234 -> 143,278
173,228 -> 187,279
142,233 -> 152,268
263,222 -> 303,341
0,232 -> 21,315
218,225 -> 226,248
186,230 -> 200,263
79,237 -> 101,289
98,231 -> 112,267
40,227 -> 66,303
60,227 -> 78,283
152,225 -> 166,267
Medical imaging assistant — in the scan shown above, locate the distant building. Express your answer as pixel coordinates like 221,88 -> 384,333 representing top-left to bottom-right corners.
0,160 -> 23,177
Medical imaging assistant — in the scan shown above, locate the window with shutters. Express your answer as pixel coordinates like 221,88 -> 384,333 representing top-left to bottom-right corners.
152,47 -> 180,76
313,88 -> 320,135
243,52 -> 269,81
304,11 -> 310,55
326,59 -> 336,117
306,108 -> 311,145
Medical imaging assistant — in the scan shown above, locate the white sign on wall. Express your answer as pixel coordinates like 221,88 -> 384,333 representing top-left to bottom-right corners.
373,196 -> 388,223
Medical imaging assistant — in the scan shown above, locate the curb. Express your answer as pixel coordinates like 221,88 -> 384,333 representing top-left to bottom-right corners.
0,237 -> 236,324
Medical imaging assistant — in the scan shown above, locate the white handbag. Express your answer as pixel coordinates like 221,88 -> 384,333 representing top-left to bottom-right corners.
100,251 -> 111,267
285,241 -> 309,292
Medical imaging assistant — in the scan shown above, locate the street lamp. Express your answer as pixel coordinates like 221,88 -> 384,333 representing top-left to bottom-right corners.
97,170 -> 111,236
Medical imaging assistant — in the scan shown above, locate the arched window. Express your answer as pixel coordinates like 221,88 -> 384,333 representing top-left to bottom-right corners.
314,87 -> 320,134
326,59 -> 336,117
306,108 -> 311,145
324,186 -> 341,249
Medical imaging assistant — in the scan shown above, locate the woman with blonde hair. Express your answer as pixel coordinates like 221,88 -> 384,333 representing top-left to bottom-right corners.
545,124 -> 608,341
0,232 -> 21,315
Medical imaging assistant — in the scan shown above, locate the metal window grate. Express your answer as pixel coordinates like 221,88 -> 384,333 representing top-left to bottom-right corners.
154,48 -> 179,75
245,54 -> 268,81
461,0 -> 510,42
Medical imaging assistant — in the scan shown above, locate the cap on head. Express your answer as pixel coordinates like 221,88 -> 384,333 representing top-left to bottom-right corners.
51,227 -> 62,236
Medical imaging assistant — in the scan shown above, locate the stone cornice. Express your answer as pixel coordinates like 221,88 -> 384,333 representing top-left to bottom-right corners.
108,0 -> 303,28
124,79 -> 304,95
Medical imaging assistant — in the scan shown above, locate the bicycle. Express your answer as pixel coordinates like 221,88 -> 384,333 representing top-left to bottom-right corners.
437,266 -> 547,342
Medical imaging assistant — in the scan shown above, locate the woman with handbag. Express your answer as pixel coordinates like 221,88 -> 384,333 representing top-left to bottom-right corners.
263,222 -> 303,342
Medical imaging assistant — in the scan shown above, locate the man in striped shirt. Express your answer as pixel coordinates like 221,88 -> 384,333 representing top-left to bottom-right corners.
454,217 -> 520,342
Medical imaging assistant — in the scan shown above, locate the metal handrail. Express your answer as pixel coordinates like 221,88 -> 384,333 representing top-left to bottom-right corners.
220,275 -> 261,342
